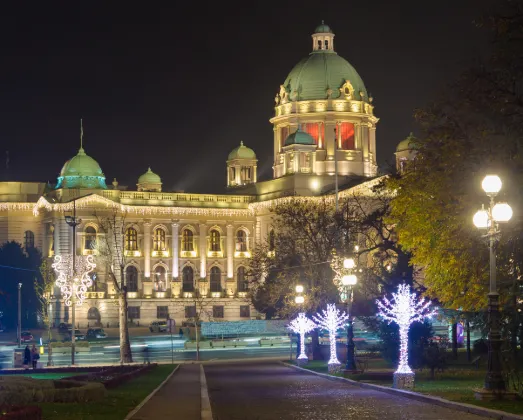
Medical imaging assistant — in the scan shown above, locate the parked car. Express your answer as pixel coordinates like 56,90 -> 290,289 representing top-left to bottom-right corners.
149,321 -> 168,333
87,328 -> 107,339
66,329 -> 85,341
58,323 -> 73,333
20,331 -> 33,342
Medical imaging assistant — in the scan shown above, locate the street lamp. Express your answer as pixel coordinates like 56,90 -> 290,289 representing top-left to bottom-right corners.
293,285 -> 305,359
473,174 -> 512,394
17,283 -> 22,347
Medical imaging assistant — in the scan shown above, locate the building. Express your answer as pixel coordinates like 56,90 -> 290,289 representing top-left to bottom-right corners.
0,23 -> 414,327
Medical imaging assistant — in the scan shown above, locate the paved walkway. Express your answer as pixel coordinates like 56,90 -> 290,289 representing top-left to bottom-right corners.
130,364 -> 200,420
204,361 -> 488,420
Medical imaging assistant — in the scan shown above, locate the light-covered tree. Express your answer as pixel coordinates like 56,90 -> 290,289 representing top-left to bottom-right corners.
287,313 -> 316,362
312,304 -> 349,370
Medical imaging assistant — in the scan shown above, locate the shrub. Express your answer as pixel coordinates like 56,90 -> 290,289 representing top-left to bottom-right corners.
0,405 -> 42,420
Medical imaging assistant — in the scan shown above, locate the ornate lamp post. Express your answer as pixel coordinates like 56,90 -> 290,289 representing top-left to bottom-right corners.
473,174 -> 513,396
293,284 -> 305,359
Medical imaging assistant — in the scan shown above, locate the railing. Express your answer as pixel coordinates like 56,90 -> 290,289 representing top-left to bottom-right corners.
86,292 -> 105,299
124,250 -> 141,257
118,191 -> 255,204
152,250 -> 169,257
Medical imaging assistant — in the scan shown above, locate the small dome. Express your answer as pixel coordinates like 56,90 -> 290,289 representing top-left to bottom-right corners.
314,21 -> 333,34
138,167 -> 162,185
57,147 -> 107,189
228,142 -> 256,160
396,133 -> 419,152
284,129 -> 316,146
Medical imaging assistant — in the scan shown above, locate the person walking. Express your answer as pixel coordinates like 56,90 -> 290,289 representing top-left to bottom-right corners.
31,344 -> 39,369
179,328 -> 183,339
23,345 -> 30,367
143,345 -> 150,364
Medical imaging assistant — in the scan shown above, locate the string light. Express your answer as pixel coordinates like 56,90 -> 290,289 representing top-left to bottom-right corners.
287,313 -> 316,361
313,304 -> 349,369
52,254 -> 96,306
376,284 -> 436,388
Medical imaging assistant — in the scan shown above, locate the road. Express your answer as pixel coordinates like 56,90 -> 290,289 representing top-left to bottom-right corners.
204,362 -> 486,420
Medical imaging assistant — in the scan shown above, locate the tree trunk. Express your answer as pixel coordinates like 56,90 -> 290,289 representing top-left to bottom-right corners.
119,289 -> 133,363
195,323 -> 200,361
466,320 -> 471,362
452,323 -> 458,359
310,329 -> 323,360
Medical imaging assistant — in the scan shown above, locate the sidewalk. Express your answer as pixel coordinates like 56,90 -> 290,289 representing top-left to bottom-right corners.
130,364 -> 200,420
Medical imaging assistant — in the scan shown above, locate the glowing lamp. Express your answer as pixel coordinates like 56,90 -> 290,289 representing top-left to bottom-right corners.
473,209 -> 489,229
342,274 -> 357,286
492,202 -> 512,223
343,258 -> 355,269
310,179 -> 320,191
295,296 -> 305,304
295,285 -> 304,293
354,245 -> 359,252
482,175 -> 502,195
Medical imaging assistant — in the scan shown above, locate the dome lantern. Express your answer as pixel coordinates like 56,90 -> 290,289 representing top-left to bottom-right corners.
137,167 -> 162,192
312,20 -> 335,52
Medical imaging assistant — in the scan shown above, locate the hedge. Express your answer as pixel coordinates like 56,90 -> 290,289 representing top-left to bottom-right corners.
0,405 -> 42,420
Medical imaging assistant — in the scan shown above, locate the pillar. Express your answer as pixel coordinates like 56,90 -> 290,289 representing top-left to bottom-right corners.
171,221 -> 179,278
52,217 -> 60,256
324,121 -> 336,157
226,223 -> 234,278
144,220 -> 151,278
199,223 -> 207,278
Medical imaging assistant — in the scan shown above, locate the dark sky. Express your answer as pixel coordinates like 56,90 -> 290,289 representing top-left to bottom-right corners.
0,0 -> 495,193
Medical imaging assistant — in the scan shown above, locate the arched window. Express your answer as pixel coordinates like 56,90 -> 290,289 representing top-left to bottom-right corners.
210,230 -> 220,252
325,40 -> 329,49
126,266 -> 138,292
84,226 -> 96,251
24,231 -> 34,249
210,267 -> 221,292
153,228 -> 166,251
154,266 -> 167,292
87,307 -> 101,321
236,230 -> 247,252
237,266 -> 248,292
182,229 -> 194,252
125,227 -> 138,251
182,266 -> 194,292
268,229 -> 275,251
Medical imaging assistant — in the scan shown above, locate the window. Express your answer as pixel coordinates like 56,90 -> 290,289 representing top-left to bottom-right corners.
210,230 -> 221,252
213,306 -> 224,318
185,306 -> 196,318
87,307 -> 100,321
325,40 -> 329,49
182,229 -> 194,252
126,266 -> 138,292
210,267 -> 221,292
128,306 -> 140,319
318,40 -> 322,49
237,267 -> 248,292
157,306 -> 169,319
268,229 -> 275,251
236,230 -> 247,252
182,266 -> 194,292
153,228 -> 166,251
154,266 -> 167,292
84,226 -> 96,250
24,230 -> 34,249
240,305 -> 250,318
336,122 -> 355,150
125,227 -> 138,251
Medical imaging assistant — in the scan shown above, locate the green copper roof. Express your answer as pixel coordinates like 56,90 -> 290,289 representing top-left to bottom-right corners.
314,21 -> 332,33
228,142 -> 256,160
138,167 -> 162,184
396,133 -> 419,152
284,129 -> 315,146
56,147 -> 107,189
282,51 -> 367,101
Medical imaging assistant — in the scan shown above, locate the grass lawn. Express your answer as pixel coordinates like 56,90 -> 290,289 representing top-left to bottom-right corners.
39,364 -> 176,420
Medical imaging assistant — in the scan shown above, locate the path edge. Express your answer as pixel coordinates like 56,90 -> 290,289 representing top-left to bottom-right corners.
124,364 -> 180,420
200,364 -> 213,420
281,362 -> 523,420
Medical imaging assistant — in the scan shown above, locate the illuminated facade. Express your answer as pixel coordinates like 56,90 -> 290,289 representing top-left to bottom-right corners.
0,23 -> 408,327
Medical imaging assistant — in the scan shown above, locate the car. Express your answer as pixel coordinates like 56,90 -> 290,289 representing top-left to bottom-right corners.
58,323 -> 72,333
149,321 -> 168,333
87,328 -> 107,339
20,331 -> 33,342
66,329 -> 85,341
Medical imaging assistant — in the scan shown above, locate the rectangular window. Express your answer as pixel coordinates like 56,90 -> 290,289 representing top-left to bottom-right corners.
213,306 -> 224,319
302,123 -> 319,144
185,306 -> 197,318
240,305 -> 250,318
157,306 -> 169,319
336,122 -> 355,150
128,306 -> 140,319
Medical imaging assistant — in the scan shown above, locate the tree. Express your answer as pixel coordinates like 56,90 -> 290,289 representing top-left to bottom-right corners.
95,210 -> 133,363
36,258 -> 55,366
312,304 -> 349,368
288,313 -> 317,361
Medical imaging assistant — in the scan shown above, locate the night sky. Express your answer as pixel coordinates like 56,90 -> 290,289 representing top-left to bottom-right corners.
0,1 -> 495,193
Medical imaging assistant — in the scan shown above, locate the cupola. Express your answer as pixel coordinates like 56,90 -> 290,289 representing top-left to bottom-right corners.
395,133 -> 419,174
137,167 -> 162,192
227,142 -> 257,188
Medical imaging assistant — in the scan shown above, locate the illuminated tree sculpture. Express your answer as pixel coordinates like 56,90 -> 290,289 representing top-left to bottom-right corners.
376,284 -> 437,389
52,254 -> 96,306
288,313 -> 316,365
313,304 -> 349,372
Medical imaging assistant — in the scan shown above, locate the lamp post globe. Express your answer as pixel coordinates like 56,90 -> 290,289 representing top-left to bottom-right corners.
482,175 -> 502,195
295,285 -> 304,294
343,258 -> 355,269
342,274 -> 357,286
295,295 -> 305,304
492,202 -> 513,223
473,209 -> 489,229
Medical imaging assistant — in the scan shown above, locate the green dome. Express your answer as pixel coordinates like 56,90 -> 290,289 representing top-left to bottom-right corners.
396,133 -> 419,152
282,51 -> 367,101
228,142 -> 256,160
284,129 -> 316,146
138,167 -> 162,184
56,147 -> 107,189
314,21 -> 332,33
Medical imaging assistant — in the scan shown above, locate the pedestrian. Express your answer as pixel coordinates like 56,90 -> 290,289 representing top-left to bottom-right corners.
31,344 -> 39,369
179,328 -> 183,338
23,345 -> 30,367
143,345 -> 150,364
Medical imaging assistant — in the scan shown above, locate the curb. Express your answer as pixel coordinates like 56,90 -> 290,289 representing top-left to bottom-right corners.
200,364 -> 213,420
124,364 -> 180,420
280,362 -> 523,420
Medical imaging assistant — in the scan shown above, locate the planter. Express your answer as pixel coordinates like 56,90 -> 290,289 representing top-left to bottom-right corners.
184,341 -> 212,349
211,340 -> 245,348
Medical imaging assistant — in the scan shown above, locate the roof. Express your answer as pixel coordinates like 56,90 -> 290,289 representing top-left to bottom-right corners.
314,21 -> 333,33
138,167 -> 162,185
228,142 -> 257,160
57,148 -> 107,189
396,133 -> 419,152
284,129 -> 316,146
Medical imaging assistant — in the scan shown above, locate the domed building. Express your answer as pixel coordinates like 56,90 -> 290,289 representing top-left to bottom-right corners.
227,142 -> 257,187
137,168 -> 162,192
395,133 -> 419,173
56,147 -> 107,190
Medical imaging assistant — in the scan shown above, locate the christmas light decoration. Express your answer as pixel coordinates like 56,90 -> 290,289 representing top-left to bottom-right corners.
376,284 -> 436,388
313,304 -> 349,371
52,254 -> 96,306
287,313 -> 316,363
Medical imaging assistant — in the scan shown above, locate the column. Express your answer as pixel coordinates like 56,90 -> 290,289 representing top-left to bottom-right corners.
143,219 -> 151,278
362,124 -> 369,160
171,221 -> 179,278
324,121 -> 336,157
354,123 -> 361,150
199,223 -> 207,278
226,223 -> 234,278
318,122 -> 323,149
255,218 -> 261,244
53,217 -> 60,256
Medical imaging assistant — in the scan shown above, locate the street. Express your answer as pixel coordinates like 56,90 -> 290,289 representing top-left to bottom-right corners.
204,362 -> 486,420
